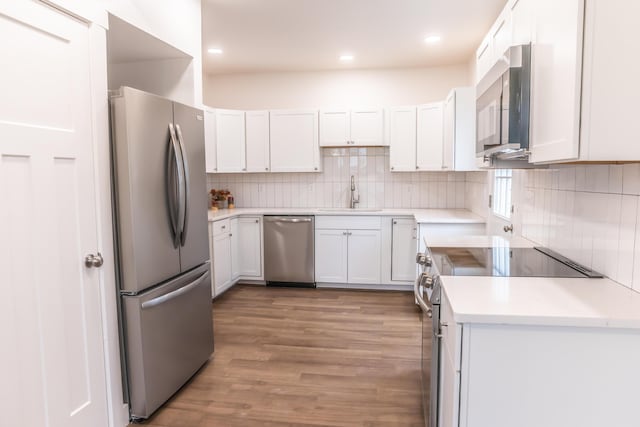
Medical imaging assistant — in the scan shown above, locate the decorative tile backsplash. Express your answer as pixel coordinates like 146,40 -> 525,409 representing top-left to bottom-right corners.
467,164 -> 640,293
207,147 -> 467,209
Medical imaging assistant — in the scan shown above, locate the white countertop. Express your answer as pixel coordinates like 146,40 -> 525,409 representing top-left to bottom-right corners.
442,275 -> 640,329
208,207 -> 485,224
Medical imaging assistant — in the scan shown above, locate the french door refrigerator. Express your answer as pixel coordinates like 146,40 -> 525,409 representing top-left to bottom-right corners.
110,87 -> 214,420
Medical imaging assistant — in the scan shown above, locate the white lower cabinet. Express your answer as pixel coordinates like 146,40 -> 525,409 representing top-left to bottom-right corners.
347,230 -> 381,284
210,216 -> 264,297
315,216 -> 382,285
315,229 -> 349,283
236,216 -> 263,278
439,287 -> 640,427
212,221 -> 233,296
391,218 -> 417,281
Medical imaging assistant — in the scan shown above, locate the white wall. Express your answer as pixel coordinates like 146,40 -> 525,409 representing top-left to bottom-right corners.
208,148 -> 466,209
203,65 -> 470,110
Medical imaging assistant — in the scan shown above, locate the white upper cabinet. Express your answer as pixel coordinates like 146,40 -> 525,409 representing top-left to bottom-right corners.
270,109 -> 321,172
319,110 -> 350,146
491,8 -> 512,60
350,109 -> 384,146
445,88 -> 478,171
204,108 -> 217,173
510,0 -> 533,45
528,0 -> 584,163
579,0 -> 640,161
245,110 -> 270,172
475,35 -> 492,84
319,109 -> 384,146
416,102 -> 444,171
215,109 -> 246,172
389,106 -> 417,171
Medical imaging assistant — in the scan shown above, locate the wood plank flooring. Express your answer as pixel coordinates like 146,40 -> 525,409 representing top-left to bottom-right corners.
134,285 -> 425,427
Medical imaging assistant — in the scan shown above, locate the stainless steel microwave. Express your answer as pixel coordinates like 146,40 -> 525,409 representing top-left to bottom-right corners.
476,44 -> 531,160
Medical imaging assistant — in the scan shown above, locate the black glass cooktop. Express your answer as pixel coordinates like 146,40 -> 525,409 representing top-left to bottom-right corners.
428,246 -> 603,278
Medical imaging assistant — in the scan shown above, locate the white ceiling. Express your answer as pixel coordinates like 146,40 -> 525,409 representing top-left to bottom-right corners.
202,0 -> 507,75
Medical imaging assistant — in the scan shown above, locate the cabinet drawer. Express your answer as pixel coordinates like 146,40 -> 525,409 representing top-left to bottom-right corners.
441,288 -> 462,370
212,219 -> 231,237
315,215 -> 381,230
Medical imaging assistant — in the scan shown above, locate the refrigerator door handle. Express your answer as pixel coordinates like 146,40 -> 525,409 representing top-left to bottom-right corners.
167,123 -> 185,248
175,123 -> 190,247
141,270 -> 209,310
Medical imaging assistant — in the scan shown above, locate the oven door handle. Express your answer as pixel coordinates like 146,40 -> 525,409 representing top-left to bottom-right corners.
414,276 -> 432,316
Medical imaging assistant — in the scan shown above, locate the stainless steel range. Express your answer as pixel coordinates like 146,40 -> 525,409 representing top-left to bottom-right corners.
414,243 -> 602,427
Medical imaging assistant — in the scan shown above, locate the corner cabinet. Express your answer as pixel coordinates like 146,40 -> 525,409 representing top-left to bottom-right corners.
210,216 -> 264,298
269,109 -> 321,172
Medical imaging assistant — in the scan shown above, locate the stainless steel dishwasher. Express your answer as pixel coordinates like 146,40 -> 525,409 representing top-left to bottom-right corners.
263,216 -> 315,287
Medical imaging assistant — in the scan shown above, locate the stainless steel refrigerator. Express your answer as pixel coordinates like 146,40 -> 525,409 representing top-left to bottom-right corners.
110,87 -> 214,420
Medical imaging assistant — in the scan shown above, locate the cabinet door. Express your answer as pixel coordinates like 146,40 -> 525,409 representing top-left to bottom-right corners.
348,230 -> 381,284
213,233 -> 232,293
270,109 -> 320,172
230,218 -> 240,280
416,102 -> 444,171
350,109 -> 384,146
204,108 -> 217,172
491,8 -> 512,61
510,0 -> 533,45
440,346 -> 461,427
245,111 -> 270,172
528,0 -> 584,163
319,110 -> 350,146
580,0 -> 640,161
443,93 -> 456,171
475,35 -> 492,84
237,217 -> 262,277
389,106 -> 417,171
391,219 -> 417,281
315,229 -> 348,283
215,109 -> 246,172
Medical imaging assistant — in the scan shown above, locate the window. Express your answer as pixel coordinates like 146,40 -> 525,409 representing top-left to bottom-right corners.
492,169 -> 512,219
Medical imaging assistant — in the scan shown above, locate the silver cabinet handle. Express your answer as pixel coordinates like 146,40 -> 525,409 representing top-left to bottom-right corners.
504,224 -> 514,233
221,225 -> 226,229
265,167 -> 269,171
255,219 -> 259,223
142,271 -> 209,309
85,252 -> 103,268
391,166 -> 395,170
343,231 -> 348,235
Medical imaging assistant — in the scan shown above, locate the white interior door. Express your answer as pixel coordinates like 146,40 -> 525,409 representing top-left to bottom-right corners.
0,3 -> 107,427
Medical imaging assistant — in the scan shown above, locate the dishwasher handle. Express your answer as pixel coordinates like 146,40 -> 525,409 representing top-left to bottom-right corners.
264,216 -> 313,223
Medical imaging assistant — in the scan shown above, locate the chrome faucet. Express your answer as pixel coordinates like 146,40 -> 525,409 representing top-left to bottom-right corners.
350,175 -> 360,209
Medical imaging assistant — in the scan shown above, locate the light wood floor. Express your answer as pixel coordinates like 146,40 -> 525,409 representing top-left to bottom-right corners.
135,285 -> 425,427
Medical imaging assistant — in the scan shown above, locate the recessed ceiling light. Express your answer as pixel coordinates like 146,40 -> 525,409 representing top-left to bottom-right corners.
340,54 -> 354,62
208,48 -> 223,54
424,35 -> 442,44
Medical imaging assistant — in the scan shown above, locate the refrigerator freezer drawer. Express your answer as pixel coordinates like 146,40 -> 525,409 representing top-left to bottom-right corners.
123,262 -> 214,420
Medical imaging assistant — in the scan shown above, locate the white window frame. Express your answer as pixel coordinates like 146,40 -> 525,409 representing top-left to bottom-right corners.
492,169 -> 513,220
